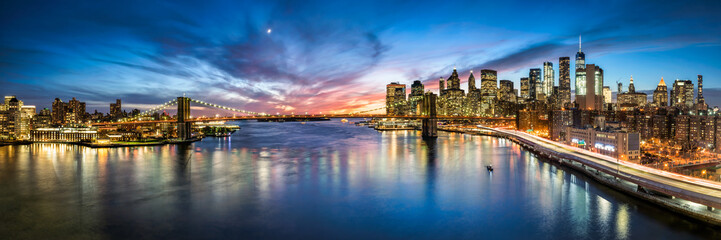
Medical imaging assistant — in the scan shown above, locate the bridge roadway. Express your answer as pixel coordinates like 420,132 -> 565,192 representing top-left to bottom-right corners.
91,115 -> 515,126
480,126 -> 721,210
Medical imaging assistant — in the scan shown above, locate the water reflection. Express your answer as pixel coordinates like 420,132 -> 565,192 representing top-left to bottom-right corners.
0,120 -> 718,239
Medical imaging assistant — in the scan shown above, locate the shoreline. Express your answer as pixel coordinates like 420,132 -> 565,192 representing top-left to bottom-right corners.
439,128 -> 721,227
3,138 -> 202,148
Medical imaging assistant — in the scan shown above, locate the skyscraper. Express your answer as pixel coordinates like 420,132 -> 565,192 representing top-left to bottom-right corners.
577,64 -> 601,110
594,66 -> 604,109
499,80 -> 514,102
466,72 -> 481,116
543,62 -> 554,97
410,80 -> 425,115
559,57 -> 571,108
698,75 -> 704,103
671,79 -> 694,108
439,77 -> 446,92
653,77 -> 668,107
467,71 -> 476,91
410,80 -> 424,98
529,68 -> 541,101
385,82 -> 406,115
520,77 -> 530,100
575,36 -> 586,107
447,68 -> 461,90
480,69 -> 497,95
696,75 -> 706,110
603,86 -> 612,105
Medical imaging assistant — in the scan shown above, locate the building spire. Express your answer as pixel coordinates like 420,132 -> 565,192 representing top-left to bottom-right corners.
579,34 -> 582,52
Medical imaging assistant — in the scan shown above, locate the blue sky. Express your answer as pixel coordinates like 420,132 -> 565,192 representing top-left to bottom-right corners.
2,0 -> 720,113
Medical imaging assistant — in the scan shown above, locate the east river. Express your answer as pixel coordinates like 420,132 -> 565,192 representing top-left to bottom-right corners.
1,120 -> 719,239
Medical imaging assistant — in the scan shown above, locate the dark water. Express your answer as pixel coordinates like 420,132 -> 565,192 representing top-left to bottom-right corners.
0,120 -> 718,239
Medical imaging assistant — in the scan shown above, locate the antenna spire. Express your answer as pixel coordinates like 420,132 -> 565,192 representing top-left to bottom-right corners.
579,35 -> 582,52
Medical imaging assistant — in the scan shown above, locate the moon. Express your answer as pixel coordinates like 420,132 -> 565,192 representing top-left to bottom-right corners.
267,28 -> 272,34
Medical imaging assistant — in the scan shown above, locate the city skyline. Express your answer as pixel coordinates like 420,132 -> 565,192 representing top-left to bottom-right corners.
2,0 -> 721,113
4,1 -> 721,237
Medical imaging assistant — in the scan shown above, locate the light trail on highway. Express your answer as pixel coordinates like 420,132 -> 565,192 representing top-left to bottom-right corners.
483,126 -> 721,193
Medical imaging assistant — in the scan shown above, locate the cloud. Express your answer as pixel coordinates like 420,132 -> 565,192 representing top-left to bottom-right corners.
2,0 -> 721,112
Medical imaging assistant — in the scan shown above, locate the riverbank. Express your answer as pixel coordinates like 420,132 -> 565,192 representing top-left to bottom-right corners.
439,127 -> 721,227
0,140 -> 33,147
71,137 -> 202,148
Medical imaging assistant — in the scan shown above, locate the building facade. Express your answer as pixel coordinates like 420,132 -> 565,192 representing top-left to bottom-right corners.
671,79 -> 694,109
558,57 -> 571,108
653,78 -> 668,107
543,62 -> 554,98
385,82 -> 406,115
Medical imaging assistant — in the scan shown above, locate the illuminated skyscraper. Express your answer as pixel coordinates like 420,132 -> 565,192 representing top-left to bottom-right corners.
467,71 -> 476,91
447,68 -> 461,90
577,64 -> 602,110
520,77 -> 530,100
385,82 -> 406,115
466,72 -> 481,116
499,80 -> 514,102
696,75 -> 707,110
559,57 -> 571,108
480,69 -> 497,95
409,80 -> 425,115
594,66 -> 604,109
671,79 -> 694,109
543,62 -> 554,97
603,86 -> 612,105
439,77 -> 446,92
575,35 -> 586,106
653,77 -> 668,107
410,80 -> 424,98
530,68 -> 541,101
479,69 -> 497,116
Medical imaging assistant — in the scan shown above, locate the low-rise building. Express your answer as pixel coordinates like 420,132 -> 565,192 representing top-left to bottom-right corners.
565,117 -> 641,160
31,127 -> 99,142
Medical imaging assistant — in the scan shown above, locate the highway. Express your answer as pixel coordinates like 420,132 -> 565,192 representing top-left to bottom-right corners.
480,126 -> 721,209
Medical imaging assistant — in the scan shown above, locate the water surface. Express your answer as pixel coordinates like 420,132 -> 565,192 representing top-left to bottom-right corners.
0,120 -> 718,239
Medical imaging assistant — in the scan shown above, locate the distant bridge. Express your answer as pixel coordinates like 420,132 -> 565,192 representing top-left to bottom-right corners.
92,95 -> 513,139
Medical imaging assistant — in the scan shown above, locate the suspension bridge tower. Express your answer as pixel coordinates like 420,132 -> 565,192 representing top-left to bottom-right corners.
177,96 -> 191,140
421,92 -> 438,138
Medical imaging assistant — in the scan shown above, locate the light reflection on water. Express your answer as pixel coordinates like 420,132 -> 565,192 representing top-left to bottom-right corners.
0,120 -> 717,239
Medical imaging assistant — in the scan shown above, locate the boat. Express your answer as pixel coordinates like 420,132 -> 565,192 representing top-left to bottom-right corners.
214,132 -> 232,137
259,151 -> 271,158
341,119 -> 348,123
486,165 -> 494,171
